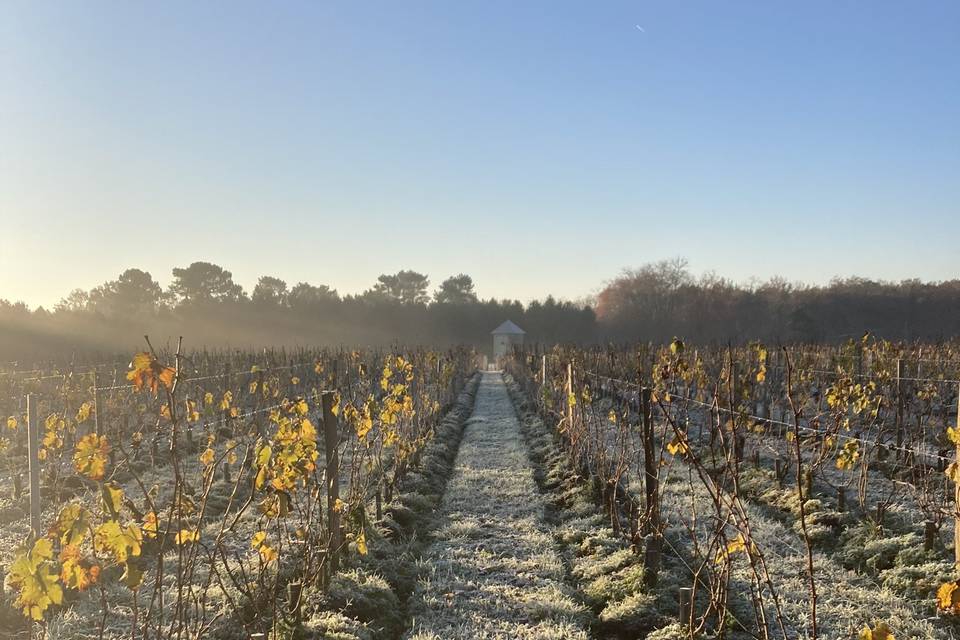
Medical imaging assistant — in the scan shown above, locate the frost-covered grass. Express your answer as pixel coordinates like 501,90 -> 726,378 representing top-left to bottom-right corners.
554,385 -> 958,639
288,373 -> 481,640
404,373 -> 591,640
645,458 -> 949,639
504,375 -> 667,639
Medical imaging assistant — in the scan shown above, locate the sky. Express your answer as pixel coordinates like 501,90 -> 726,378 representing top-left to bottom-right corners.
1,1 -> 958,308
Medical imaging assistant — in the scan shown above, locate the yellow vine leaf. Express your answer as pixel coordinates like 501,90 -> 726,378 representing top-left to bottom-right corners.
946,462 -> 960,484
74,433 -> 110,481
121,560 -> 145,590
331,391 -> 341,416
859,621 -> 895,640
143,511 -> 159,539
226,442 -> 238,465
4,538 -> 63,620
101,482 -> 125,519
199,447 -> 215,467
175,529 -> 200,545
948,427 -> 960,446
59,544 -> 100,592
75,402 -> 94,424
127,352 -> 176,396
937,580 -> 960,613
715,534 -> 754,565
835,440 -> 860,471
51,503 -> 91,547
294,399 -> 309,416
185,399 -> 200,423
95,520 -> 143,563
356,529 -> 368,555
6,416 -> 16,431
666,433 -> 690,457
251,531 -> 277,563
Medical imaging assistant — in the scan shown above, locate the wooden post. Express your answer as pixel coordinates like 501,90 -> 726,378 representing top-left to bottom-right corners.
322,391 -> 342,573
565,362 -> 574,432
287,581 -> 303,621
679,587 -> 693,630
541,355 -> 547,409
837,487 -> 846,512
643,536 -> 661,588
775,459 -> 783,487
954,381 -> 960,570
925,520 -> 937,551
641,387 -> 658,531
222,363 -> 231,430
640,386 -> 661,586
895,358 -> 903,460
375,490 -> 382,521
26,394 -> 41,539
93,371 -> 102,436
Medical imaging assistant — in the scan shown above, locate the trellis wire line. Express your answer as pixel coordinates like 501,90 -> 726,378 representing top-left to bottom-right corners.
579,369 -> 955,465
765,363 -> 960,386
92,360 -> 318,392
230,389 -> 333,422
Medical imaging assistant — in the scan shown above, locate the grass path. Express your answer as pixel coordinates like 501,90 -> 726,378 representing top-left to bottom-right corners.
405,372 -> 592,640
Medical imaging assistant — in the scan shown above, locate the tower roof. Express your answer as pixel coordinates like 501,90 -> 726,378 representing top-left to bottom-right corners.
491,320 -> 525,335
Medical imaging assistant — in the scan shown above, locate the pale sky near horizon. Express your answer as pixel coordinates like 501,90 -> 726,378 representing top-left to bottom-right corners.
1,1 -> 958,309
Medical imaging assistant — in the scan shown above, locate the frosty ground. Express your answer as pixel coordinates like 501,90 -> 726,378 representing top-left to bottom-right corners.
404,371 -> 591,640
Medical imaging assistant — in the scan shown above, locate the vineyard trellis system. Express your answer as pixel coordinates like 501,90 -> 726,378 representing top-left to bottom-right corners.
0,339 -> 478,639
506,335 -> 960,639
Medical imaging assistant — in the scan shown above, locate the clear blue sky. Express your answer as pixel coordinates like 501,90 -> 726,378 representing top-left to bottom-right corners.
2,1 -> 958,308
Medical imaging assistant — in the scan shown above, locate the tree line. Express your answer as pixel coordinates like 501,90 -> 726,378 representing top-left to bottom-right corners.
2,258 -> 959,361
596,258 -> 960,344
0,262 -> 594,360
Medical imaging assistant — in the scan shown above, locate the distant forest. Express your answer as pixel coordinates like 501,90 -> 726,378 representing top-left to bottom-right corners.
2,258 -> 959,361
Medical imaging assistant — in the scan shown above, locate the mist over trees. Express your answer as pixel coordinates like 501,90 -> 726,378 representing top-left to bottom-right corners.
2,258 -> 960,361
0,263 -> 593,360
